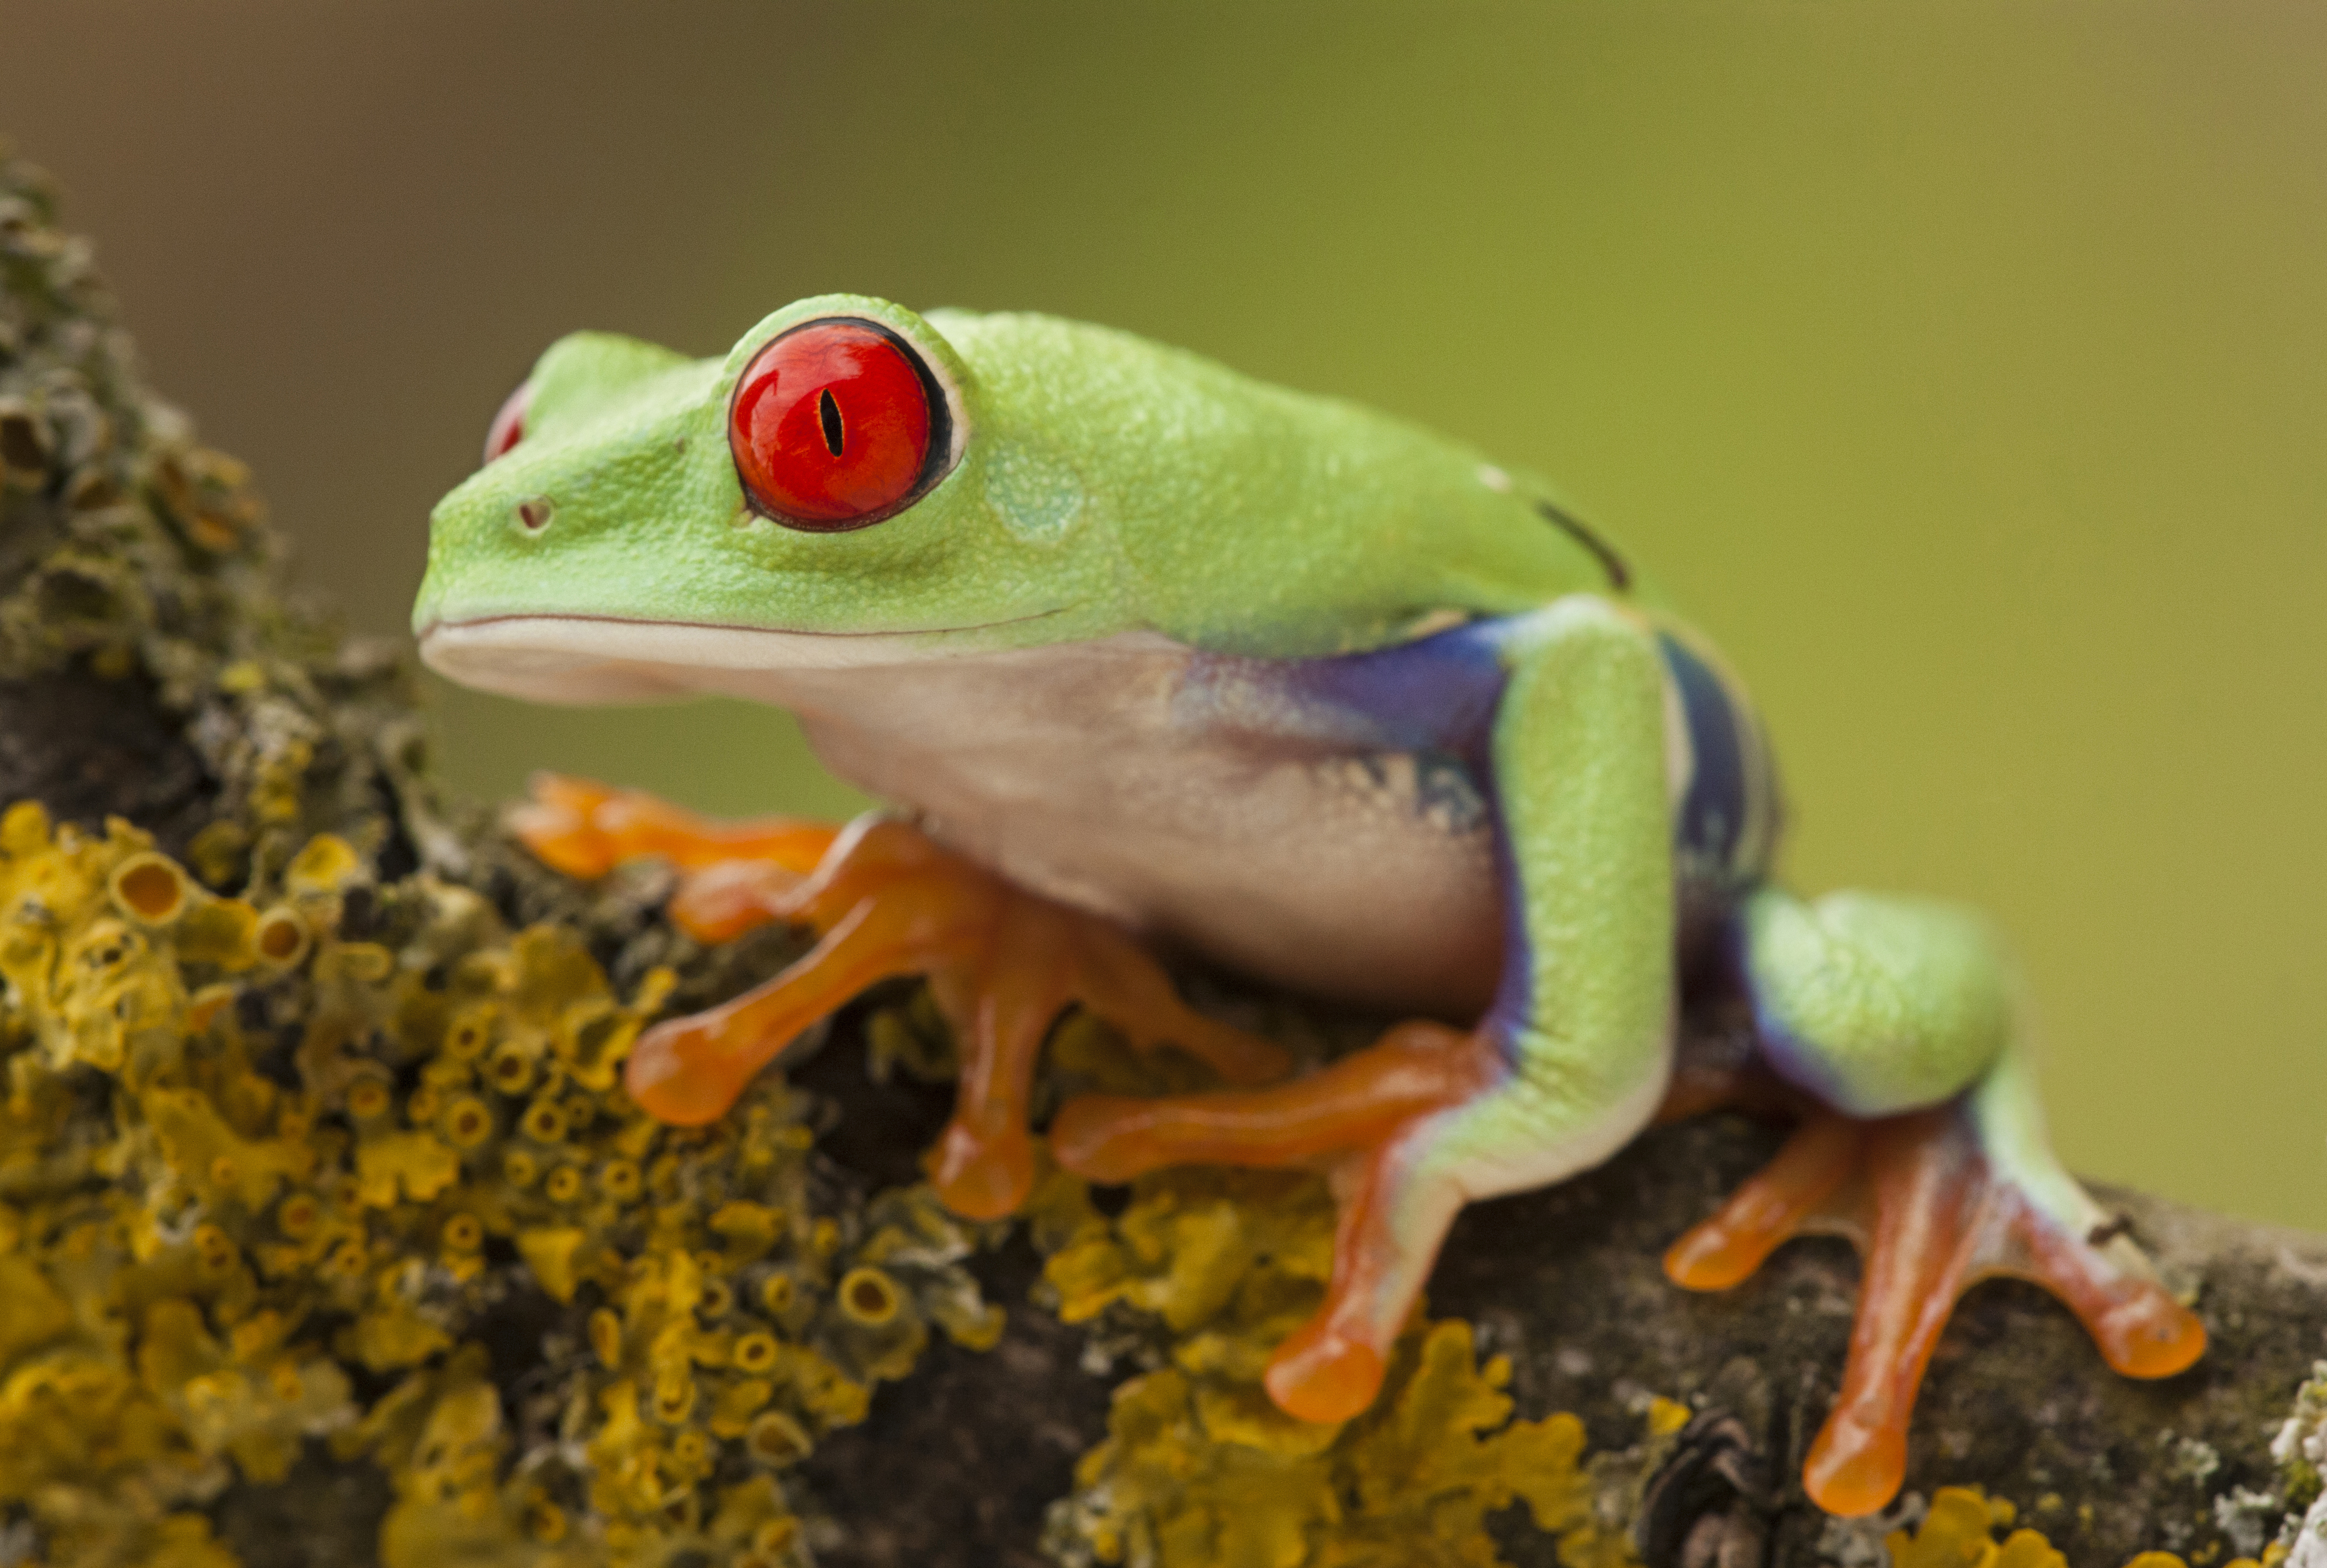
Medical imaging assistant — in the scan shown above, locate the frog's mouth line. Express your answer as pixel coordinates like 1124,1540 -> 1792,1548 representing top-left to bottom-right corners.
416,609 -> 1070,705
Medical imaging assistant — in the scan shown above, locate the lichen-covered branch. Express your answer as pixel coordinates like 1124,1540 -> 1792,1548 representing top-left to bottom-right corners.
1,141 -> 2324,1568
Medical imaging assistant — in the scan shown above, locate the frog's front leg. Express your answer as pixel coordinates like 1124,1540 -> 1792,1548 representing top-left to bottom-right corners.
507,772 -> 841,878
1053,596 -> 1678,1423
1665,887 -> 2206,1515
510,775 -> 1290,1220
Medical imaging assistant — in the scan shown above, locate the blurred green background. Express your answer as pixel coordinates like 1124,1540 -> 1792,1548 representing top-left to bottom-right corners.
4,3 -> 2321,1228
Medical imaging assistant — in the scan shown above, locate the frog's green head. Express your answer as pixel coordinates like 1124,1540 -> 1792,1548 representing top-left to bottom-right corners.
417,294 -> 1103,702
415,294 -> 1605,700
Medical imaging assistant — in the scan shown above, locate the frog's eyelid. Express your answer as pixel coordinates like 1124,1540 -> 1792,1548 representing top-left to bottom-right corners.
481,380 -> 532,467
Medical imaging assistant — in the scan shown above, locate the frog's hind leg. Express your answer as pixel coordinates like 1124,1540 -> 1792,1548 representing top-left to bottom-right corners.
1054,597 -> 1681,1427
1665,887 -> 2205,1517
1054,1024 -> 1663,1423
1052,1018 -> 1499,1418
510,777 -> 1291,1222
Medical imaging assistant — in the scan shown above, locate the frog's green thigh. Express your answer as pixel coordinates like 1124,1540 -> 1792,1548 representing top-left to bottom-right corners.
1668,885 -> 2207,1516
1738,887 -> 2013,1115
1052,595 -> 1677,1424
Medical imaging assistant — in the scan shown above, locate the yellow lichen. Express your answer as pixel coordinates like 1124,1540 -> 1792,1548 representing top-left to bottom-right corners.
369,1356 -> 591,1568
1044,1162 -> 1337,1373
1883,1488 -> 2267,1568
1043,1154 -> 1610,1568
0,807 -> 1003,1567
1038,1023 -> 1635,1567
1063,1316 -> 1599,1568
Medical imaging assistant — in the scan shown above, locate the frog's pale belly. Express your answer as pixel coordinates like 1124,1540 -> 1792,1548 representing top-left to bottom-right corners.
421,612 -> 1774,1016
708,635 -> 1506,1016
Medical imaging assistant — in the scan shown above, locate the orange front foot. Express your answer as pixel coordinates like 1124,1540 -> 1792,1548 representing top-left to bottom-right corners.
507,772 -> 837,880
1665,1100 -> 2206,1517
1053,1021 -> 1503,1421
510,777 -> 1290,1222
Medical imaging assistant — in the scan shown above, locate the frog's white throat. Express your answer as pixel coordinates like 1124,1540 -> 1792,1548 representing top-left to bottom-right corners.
417,613 -> 1038,704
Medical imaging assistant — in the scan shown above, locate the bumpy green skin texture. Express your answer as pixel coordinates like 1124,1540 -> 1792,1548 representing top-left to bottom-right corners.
1438,600 -> 1677,1179
1742,890 -> 2014,1117
1494,602 -> 1676,1087
415,297 -> 1644,660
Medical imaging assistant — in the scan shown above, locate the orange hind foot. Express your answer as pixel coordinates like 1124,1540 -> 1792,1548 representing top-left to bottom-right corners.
1052,1019 -> 1506,1421
510,775 -> 1290,1220
1663,1097 -> 2205,1517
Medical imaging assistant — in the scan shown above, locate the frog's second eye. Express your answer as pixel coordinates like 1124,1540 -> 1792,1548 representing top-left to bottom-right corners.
728,318 -> 943,530
482,380 -> 531,466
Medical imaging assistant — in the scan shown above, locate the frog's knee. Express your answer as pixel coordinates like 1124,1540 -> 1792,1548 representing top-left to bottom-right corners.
1740,887 -> 2015,1117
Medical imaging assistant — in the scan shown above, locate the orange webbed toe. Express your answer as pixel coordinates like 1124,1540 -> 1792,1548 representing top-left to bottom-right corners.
507,771 -> 838,883
1661,1113 -> 1862,1290
1665,1098 -> 2206,1518
1264,1325 -> 1388,1425
507,773 -> 626,878
666,859 -> 810,943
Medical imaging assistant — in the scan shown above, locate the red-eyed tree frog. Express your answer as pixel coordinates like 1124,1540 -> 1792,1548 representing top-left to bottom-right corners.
414,298 -> 2204,1517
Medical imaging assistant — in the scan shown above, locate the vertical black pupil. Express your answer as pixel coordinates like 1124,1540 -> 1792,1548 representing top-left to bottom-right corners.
818,388 -> 844,457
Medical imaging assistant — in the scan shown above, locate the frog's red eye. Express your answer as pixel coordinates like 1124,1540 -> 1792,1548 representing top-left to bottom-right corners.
483,380 -> 531,466
728,318 -> 946,530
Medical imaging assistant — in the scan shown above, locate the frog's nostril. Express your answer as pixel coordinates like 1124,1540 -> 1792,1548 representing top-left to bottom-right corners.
517,496 -> 554,533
